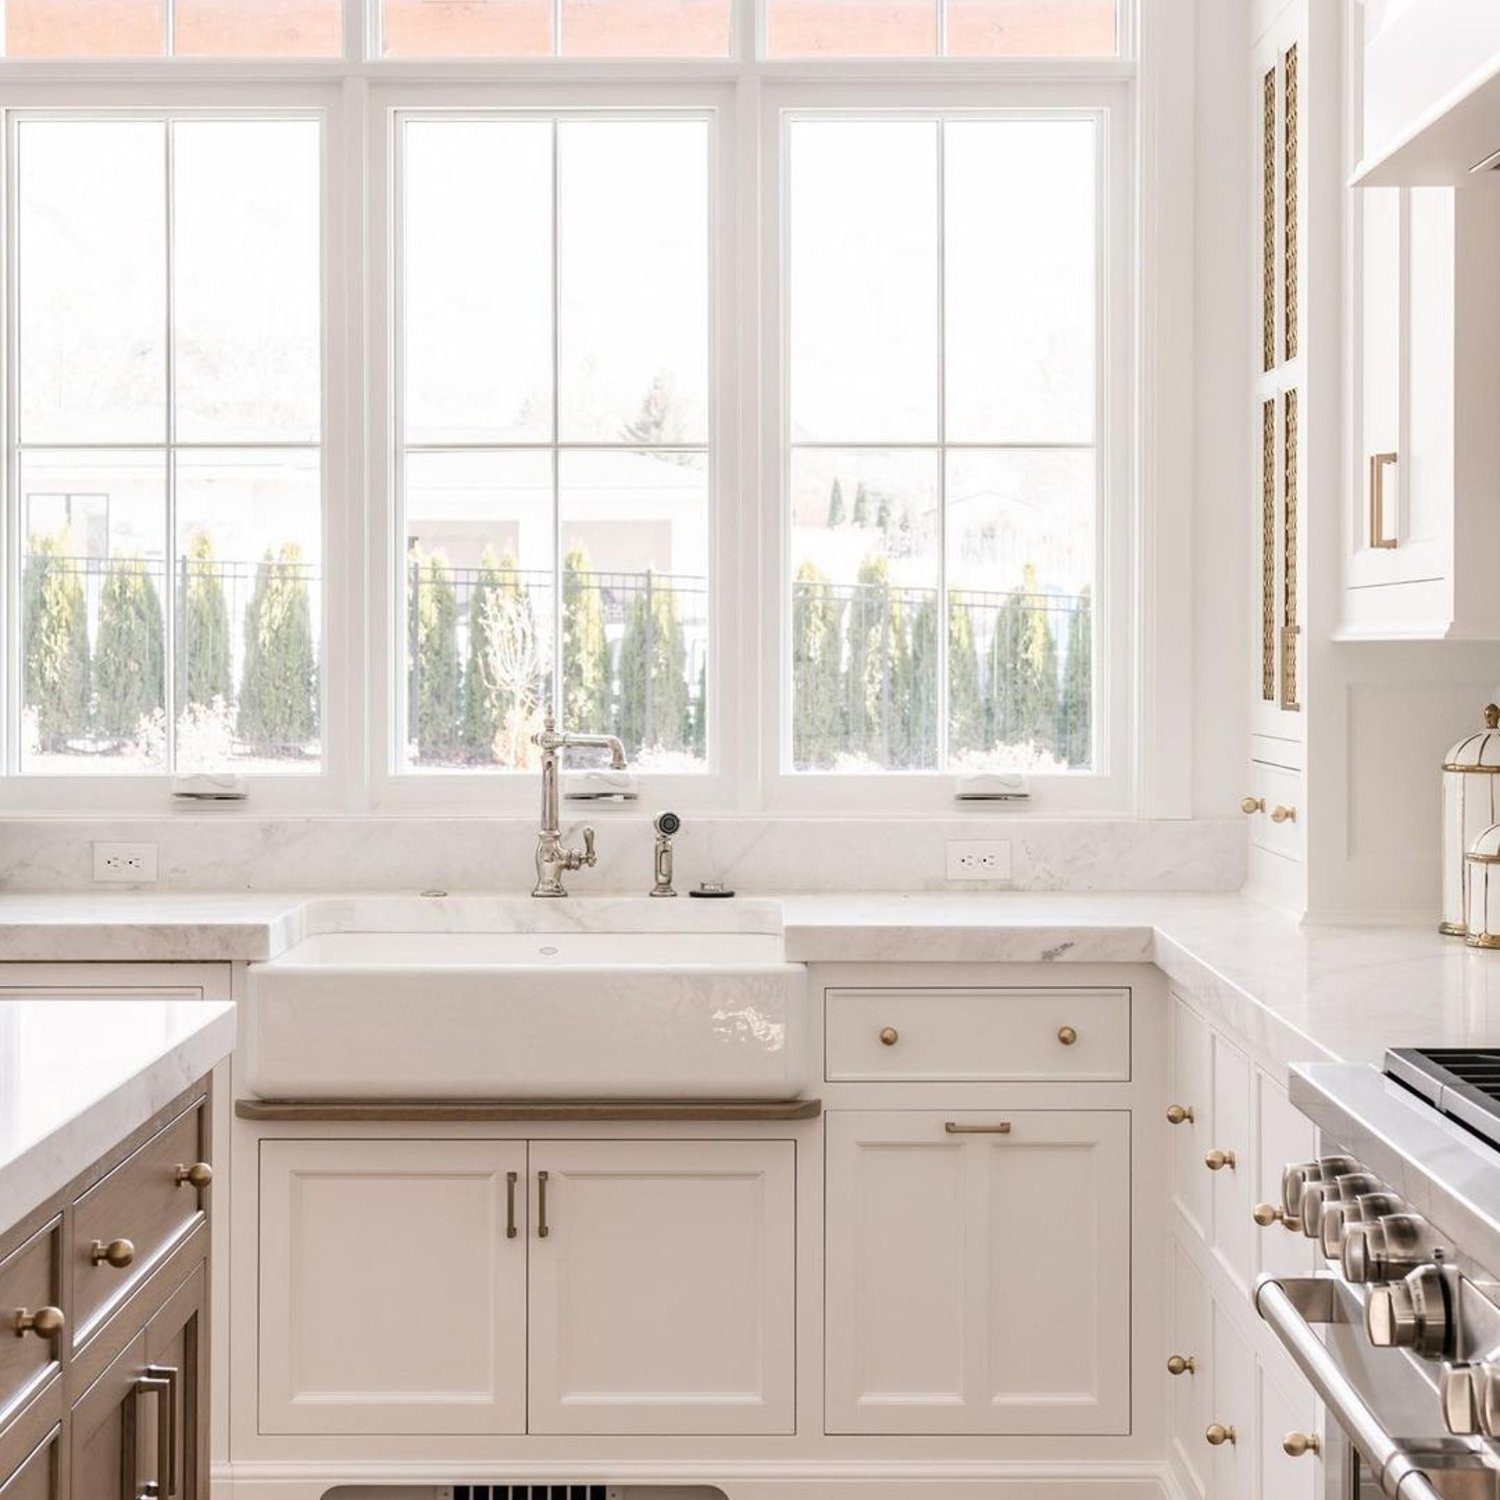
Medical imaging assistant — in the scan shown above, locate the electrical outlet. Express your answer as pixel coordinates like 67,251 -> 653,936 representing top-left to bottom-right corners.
93,842 -> 158,884
946,839 -> 1012,882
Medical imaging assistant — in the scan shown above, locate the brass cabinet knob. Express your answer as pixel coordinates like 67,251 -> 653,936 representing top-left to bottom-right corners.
1205,1423 -> 1236,1447
878,1027 -> 899,1047
1166,1354 -> 1195,1376
1282,1431 -> 1321,1458
1057,1025 -> 1078,1046
1254,1202 -> 1300,1230
1165,1104 -> 1195,1126
13,1306 -> 64,1340
1270,804 -> 1298,824
89,1237 -> 135,1269
1240,796 -> 1266,815
1204,1148 -> 1236,1172
174,1161 -> 213,1189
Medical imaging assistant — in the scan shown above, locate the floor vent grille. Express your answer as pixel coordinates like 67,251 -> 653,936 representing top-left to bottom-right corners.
451,1489 -> 610,1500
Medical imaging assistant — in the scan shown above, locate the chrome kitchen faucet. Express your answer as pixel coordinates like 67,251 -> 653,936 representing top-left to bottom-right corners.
531,710 -> 628,897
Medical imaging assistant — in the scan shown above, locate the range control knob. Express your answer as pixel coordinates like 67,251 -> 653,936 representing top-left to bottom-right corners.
1299,1182 -> 1331,1238
1342,1214 -> 1432,1285
1366,1265 -> 1450,1360
1442,1365 -> 1481,1436
1334,1171 -> 1384,1205
1281,1161 -> 1322,1217
1472,1365 -> 1500,1440
1320,1201 -> 1350,1259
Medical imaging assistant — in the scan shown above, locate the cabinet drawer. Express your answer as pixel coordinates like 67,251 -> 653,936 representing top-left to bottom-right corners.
826,987 -> 1130,1081
0,1222 -> 61,1430
73,1099 -> 208,1345
0,1415 -> 61,1500
1248,764 -> 1304,863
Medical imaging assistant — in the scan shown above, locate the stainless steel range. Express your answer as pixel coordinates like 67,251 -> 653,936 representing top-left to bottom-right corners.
1271,1048 -> 1500,1499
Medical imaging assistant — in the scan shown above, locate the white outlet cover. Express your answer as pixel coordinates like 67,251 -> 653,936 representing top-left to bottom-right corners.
93,841 -> 159,884
946,839 -> 1013,882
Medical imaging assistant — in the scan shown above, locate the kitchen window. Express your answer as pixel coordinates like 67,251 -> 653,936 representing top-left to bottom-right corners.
0,1 -> 1142,814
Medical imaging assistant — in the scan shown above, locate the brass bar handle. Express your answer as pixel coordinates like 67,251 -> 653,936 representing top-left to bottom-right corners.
173,1162 -> 212,1190
537,1170 -> 550,1238
133,1375 -> 171,1499
505,1171 -> 518,1240
145,1364 -> 178,1496
12,1306 -> 64,1340
90,1237 -> 135,1269
1165,1104 -> 1195,1125
945,1121 -> 1012,1135
1370,452 -> 1398,549
1205,1148 -> 1236,1171
1167,1354 -> 1196,1376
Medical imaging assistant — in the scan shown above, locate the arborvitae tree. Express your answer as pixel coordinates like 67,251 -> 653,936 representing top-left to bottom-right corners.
852,481 -> 870,527
992,564 -> 1058,758
237,544 -> 317,755
621,369 -> 686,448
690,655 -> 708,760
23,530 -> 90,752
791,560 -> 844,768
947,596 -> 983,758
562,544 -> 611,736
410,546 -> 461,762
846,554 -> 908,767
461,546 -> 516,762
875,488 -> 892,531
94,556 -> 165,741
617,572 -> 689,757
826,477 -> 846,528
1061,585 -> 1092,767
180,529 -> 232,710
903,588 -> 938,769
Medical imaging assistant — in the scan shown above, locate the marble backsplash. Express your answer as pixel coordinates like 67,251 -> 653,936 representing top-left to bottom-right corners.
0,815 -> 1246,894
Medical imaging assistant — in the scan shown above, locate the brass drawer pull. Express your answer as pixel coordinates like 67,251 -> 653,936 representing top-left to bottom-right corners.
1369,451 -> 1398,549
505,1171 -> 518,1240
1205,1423 -> 1236,1447
878,1027 -> 899,1046
1240,796 -> 1265,814
1205,1149 -> 1236,1172
1167,1354 -> 1195,1376
1166,1104 -> 1195,1125
12,1306 -> 63,1340
1283,1431 -> 1321,1458
537,1170 -> 550,1239
1270,804 -> 1297,824
174,1161 -> 212,1190
1254,1202 -> 1300,1230
1057,1025 -> 1078,1046
90,1237 -> 135,1269
945,1121 -> 1012,1135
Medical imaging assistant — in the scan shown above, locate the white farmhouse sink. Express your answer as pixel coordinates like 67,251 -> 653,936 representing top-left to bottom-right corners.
244,898 -> 809,1101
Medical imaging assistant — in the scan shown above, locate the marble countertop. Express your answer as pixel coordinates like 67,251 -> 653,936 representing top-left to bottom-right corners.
0,997 -> 236,1228
0,889 -> 1493,1078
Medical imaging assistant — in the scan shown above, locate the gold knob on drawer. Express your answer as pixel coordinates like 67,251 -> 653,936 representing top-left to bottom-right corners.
1165,1104 -> 1195,1125
1282,1432 -> 1321,1458
174,1161 -> 212,1189
1254,1202 -> 1300,1230
1205,1423 -> 1236,1447
1057,1025 -> 1078,1046
878,1027 -> 899,1047
89,1238 -> 135,1269
13,1306 -> 63,1340
1204,1148 -> 1236,1172
1166,1354 -> 1195,1376
1240,796 -> 1266,815
1270,804 -> 1298,824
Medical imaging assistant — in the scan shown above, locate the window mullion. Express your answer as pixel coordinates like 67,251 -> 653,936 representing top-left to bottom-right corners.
550,117 -> 563,720
163,117 -> 178,772
935,114 -> 948,773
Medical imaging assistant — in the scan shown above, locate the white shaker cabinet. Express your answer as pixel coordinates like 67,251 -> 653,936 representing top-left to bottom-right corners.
257,1138 -> 529,1436
526,1139 -> 795,1436
824,1109 -> 1130,1436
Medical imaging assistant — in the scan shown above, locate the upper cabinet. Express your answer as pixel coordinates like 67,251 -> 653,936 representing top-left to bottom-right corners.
1341,0 -> 1500,640
1352,0 -> 1500,186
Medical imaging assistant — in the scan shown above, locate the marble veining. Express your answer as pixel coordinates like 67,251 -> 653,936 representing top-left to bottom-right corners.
0,998 -> 235,1228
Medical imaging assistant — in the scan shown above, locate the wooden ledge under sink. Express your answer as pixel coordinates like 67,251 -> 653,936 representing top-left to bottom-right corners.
236,1097 -> 823,1122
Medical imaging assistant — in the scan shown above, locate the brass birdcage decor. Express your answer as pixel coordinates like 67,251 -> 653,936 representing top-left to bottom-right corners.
1444,704 -> 1500,937
1466,820 -> 1500,949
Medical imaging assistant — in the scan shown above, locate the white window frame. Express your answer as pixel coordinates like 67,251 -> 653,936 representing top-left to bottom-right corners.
0,0 -> 1193,821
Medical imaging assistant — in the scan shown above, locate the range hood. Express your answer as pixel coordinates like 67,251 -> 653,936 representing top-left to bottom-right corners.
1353,0 -> 1500,187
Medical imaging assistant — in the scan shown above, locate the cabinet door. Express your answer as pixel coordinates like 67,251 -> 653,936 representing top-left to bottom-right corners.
1210,1301 -> 1258,1500
1259,1351 -> 1321,1500
258,1139 -> 527,1435
825,1110 -> 1130,1435
1210,1033 -> 1254,1293
1169,997 -> 1212,1243
0,1385 -> 64,1500
145,1259 -> 208,1500
0,1426 -> 61,1500
1167,1243 -> 1212,1500
71,1332 -> 151,1500
527,1140 -> 795,1436
1255,1070 -> 1316,1279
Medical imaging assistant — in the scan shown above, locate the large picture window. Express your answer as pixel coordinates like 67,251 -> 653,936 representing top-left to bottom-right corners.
10,114 -> 323,776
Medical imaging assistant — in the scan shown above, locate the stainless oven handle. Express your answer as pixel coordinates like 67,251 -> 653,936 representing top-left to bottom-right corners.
1255,1275 -> 1444,1500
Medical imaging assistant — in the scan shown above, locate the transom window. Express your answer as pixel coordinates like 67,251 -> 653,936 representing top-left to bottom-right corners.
0,0 -> 1134,812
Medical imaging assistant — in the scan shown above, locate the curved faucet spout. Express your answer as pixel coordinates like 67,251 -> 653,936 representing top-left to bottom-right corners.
530,711 -> 628,895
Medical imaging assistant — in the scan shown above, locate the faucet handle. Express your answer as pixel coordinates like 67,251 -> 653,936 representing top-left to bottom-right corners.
581,826 -> 596,866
